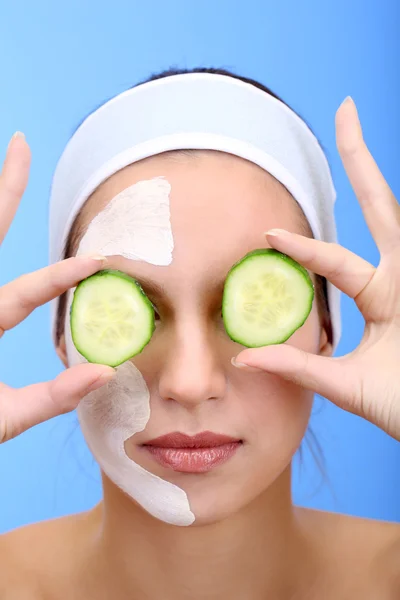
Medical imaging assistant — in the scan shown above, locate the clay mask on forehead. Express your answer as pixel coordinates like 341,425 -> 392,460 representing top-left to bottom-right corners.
64,177 -> 195,526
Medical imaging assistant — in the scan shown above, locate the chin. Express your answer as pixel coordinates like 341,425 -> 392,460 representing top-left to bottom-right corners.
170,472 -> 266,527
187,501 -> 244,527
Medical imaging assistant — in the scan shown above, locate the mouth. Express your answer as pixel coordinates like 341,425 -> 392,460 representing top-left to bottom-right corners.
141,431 -> 243,473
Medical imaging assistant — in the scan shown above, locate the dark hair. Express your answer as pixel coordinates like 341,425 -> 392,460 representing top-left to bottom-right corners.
56,67 -> 331,348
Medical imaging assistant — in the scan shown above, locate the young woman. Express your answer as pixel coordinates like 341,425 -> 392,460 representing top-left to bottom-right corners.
0,68 -> 399,599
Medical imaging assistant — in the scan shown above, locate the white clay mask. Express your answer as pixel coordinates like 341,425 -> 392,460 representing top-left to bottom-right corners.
77,176 -> 174,264
65,177 -> 195,526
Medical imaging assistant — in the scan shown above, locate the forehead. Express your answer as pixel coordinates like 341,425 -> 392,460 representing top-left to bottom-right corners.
78,152 -> 307,283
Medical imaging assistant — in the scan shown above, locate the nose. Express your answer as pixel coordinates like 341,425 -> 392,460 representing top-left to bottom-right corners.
158,321 -> 226,409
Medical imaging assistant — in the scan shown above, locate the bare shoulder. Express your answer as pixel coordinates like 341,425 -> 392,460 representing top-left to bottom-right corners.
0,510 -> 97,598
298,506 -> 400,598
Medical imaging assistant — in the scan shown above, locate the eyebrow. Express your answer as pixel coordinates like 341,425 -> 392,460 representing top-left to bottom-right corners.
130,274 -> 168,299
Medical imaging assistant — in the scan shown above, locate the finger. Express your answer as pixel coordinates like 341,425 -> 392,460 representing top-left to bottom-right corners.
0,363 -> 115,443
232,345 -> 357,414
265,229 -> 375,304
0,255 -> 107,333
0,133 -> 31,244
336,97 -> 400,254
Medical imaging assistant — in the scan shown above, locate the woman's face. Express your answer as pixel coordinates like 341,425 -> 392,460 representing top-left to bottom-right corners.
60,151 -> 332,525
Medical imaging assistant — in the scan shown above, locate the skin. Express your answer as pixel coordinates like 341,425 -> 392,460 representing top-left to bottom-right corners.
71,149 -> 325,528
0,98 -> 399,599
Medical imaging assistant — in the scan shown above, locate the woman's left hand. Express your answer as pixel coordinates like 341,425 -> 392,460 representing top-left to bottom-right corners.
233,97 -> 400,441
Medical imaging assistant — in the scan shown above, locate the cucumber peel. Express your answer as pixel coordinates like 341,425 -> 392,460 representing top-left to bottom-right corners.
70,269 -> 155,367
222,249 -> 314,347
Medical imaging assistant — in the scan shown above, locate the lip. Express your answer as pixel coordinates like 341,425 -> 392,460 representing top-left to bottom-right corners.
141,431 -> 242,473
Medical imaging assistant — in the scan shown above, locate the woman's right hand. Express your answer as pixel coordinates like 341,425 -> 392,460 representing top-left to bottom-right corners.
0,132 -> 115,444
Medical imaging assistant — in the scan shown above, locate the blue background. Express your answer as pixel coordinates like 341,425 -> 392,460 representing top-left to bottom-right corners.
0,0 -> 399,532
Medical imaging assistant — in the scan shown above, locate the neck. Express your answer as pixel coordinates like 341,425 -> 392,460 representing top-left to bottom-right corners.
87,467 -> 318,600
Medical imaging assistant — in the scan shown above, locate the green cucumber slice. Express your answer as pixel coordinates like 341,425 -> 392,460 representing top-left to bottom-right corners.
70,269 -> 155,367
222,249 -> 314,347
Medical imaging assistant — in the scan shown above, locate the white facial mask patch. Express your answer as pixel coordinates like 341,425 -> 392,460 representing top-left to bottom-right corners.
65,177 -> 194,526
77,177 -> 174,264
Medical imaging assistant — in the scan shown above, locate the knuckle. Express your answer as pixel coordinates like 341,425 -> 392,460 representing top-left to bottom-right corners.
288,349 -> 310,387
0,388 -> 14,443
0,420 -> 7,444
48,380 -> 80,414
46,260 -> 78,293
323,245 -> 346,281
337,139 -> 358,158
0,414 -> 12,444
0,419 -> 18,444
59,393 -> 80,413
13,281 -> 36,312
1,177 -> 24,199
45,266 -> 64,291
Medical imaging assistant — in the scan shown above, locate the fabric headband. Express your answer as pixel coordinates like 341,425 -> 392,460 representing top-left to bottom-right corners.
48,72 -> 341,351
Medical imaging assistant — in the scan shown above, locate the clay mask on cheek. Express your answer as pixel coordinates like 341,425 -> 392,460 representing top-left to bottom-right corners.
65,177 -> 194,526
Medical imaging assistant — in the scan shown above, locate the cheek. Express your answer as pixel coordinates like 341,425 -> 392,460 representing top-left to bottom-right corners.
291,284 -> 323,351
236,301 -> 320,447
238,372 -> 313,447
227,374 -> 313,509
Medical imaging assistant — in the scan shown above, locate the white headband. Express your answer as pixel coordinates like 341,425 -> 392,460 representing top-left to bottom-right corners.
49,72 -> 341,351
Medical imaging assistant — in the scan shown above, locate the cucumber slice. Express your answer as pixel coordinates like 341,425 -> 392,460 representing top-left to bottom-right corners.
222,249 -> 314,347
70,269 -> 155,367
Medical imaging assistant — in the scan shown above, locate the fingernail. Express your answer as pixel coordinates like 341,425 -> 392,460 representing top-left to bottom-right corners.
341,96 -> 353,107
265,228 -> 291,237
86,369 -> 115,392
90,255 -> 108,262
231,357 -> 262,371
79,254 -> 108,263
13,131 -> 25,140
7,131 -> 25,152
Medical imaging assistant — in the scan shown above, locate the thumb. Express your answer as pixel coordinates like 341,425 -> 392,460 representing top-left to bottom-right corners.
233,344 -> 354,409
